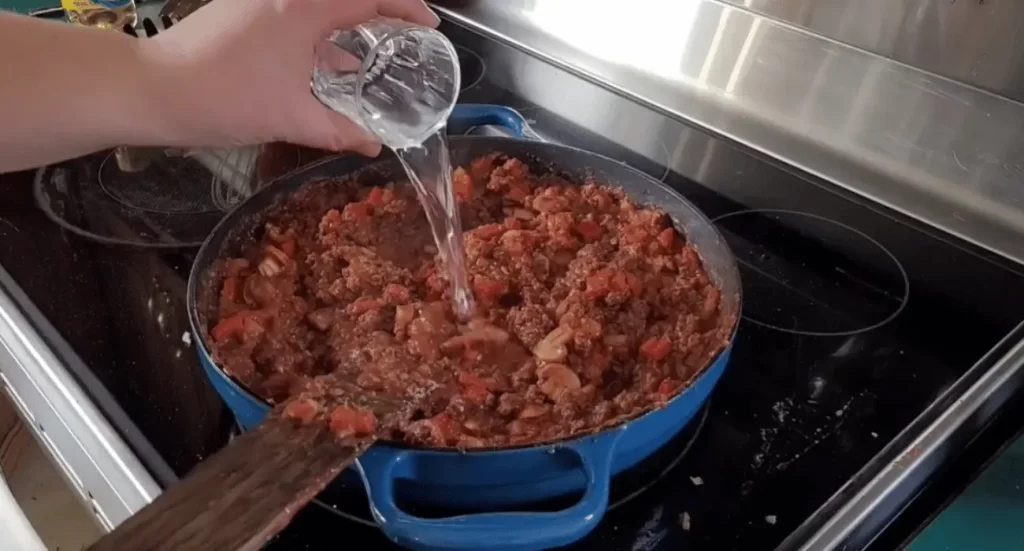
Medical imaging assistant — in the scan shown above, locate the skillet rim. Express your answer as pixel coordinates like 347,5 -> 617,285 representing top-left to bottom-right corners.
185,136 -> 743,453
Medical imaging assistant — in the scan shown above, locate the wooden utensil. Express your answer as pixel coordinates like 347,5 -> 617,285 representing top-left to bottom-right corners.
87,382 -> 410,551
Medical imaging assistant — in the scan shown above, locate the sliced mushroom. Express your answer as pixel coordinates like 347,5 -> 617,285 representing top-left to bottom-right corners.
512,208 -> 535,221
465,319 -> 511,345
257,244 -> 289,277
603,334 -> 630,348
533,325 -> 573,362
518,403 -> 551,419
441,320 -> 511,356
394,303 -> 416,338
306,308 -> 334,331
537,363 -> 582,402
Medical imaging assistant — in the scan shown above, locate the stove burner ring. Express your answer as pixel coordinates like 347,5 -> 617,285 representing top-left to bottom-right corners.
307,401 -> 711,526
455,45 -> 485,92
712,209 -> 910,337
97,149 -> 218,215
33,157 -> 222,248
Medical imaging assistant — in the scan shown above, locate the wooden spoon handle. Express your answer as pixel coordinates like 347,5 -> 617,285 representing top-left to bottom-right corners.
87,417 -> 370,551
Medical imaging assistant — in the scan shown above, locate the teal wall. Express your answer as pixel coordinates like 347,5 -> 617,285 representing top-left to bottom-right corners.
3,0 -> 55,13
907,433 -> 1024,551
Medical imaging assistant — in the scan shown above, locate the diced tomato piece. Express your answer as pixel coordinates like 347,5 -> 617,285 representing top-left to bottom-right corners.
342,201 -> 373,222
609,271 -> 642,297
365,187 -> 386,207
586,268 -> 640,300
639,337 -> 672,361
221,276 -> 239,303
329,406 -> 377,437
584,269 -> 613,300
463,385 -> 490,405
657,228 -> 675,250
656,378 -> 680,397
506,180 -> 531,203
283,398 -> 321,424
472,223 -> 505,241
279,240 -> 297,259
349,298 -> 383,315
211,311 -> 249,342
575,220 -> 603,242
453,167 -> 473,201
459,372 -> 491,406
459,371 -> 489,389
422,266 -> 446,298
469,153 -> 500,182
473,275 -> 507,304
365,186 -> 396,207
427,413 -> 459,445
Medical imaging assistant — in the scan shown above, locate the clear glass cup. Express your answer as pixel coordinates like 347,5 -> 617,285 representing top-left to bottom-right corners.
312,19 -> 461,150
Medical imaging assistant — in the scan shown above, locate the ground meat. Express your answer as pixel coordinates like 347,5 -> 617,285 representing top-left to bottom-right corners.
208,155 -> 735,448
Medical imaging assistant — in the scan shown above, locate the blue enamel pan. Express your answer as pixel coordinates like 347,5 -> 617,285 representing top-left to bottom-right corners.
186,104 -> 742,551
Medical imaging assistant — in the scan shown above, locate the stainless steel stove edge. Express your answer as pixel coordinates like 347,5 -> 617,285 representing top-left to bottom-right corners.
0,284 -> 160,531
791,323 -> 1024,551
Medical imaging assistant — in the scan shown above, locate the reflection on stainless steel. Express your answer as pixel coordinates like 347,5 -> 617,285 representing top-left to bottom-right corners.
723,0 -> 1024,103
435,0 -> 1024,267
0,278 -> 160,530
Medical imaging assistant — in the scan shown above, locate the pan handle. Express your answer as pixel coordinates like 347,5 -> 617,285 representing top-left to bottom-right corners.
449,104 -> 531,138
358,430 -> 623,551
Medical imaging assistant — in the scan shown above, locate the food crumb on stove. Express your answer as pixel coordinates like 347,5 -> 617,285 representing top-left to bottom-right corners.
679,511 -> 691,531
181,331 -> 192,347
765,515 -> 777,525
689,475 -> 703,486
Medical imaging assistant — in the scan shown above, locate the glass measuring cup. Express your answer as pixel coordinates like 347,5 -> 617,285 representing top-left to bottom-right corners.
312,19 -> 461,149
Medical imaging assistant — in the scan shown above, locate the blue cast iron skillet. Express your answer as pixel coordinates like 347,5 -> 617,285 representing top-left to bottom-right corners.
186,104 -> 742,551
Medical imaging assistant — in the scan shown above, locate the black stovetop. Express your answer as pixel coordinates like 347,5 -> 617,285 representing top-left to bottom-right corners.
3,19 -> 1024,551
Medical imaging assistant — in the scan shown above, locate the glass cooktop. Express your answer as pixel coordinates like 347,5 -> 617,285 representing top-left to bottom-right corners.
2,17 -> 1024,551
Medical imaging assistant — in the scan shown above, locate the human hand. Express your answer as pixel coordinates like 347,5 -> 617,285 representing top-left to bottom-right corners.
142,0 -> 439,156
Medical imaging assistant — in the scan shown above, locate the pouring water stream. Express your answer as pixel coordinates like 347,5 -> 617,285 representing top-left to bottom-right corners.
311,20 -> 474,318
393,130 -> 475,319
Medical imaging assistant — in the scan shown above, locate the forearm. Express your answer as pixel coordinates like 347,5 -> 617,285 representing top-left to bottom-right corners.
0,13 -> 171,172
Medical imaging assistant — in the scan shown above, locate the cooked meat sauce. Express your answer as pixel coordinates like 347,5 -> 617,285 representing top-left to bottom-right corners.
208,155 -> 734,448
